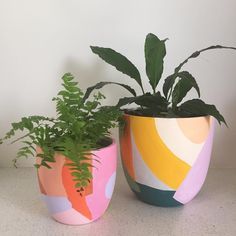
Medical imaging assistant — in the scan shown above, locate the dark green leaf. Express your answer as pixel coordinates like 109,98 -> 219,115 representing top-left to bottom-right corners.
116,96 -> 142,108
163,74 -> 176,98
117,93 -> 168,114
41,161 -> 52,169
179,99 -> 226,125
172,71 -> 200,105
90,46 -> 143,90
145,33 -> 166,91
134,92 -> 168,111
172,45 -> 236,76
83,81 -> 136,102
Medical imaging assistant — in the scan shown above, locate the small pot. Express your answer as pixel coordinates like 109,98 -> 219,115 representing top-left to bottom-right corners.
120,114 -> 215,207
36,140 -> 117,225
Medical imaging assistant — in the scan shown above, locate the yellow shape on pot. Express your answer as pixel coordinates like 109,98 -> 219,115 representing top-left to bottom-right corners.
130,116 -> 191,190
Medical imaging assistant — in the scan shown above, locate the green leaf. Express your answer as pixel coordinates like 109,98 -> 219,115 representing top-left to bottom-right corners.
34,164 -> 41,169
71,172 -> 80,177
117,93 -> 168,114
145,33 -> 166,92
62,73 -> 74,82
116,96 -> 142,108
134,92 -> 168,111
75,182 -> 81,188
83,81 -> 136,102
179,99 -> 226,125
41,161 -> 52,169
90,46 -> 143,91
163,74 -> 176,99
172,71 -> 200,105
62,84 -> 80,93
170,45 -> 236,79
22,117 -> 33,131
81,181 -> 87,187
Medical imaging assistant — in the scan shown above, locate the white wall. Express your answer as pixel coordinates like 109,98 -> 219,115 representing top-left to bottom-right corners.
0,0 -> 236,168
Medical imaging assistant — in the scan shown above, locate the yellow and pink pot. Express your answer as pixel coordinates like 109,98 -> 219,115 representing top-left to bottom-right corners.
36,140 -> 117,225
120,114 -> 215,207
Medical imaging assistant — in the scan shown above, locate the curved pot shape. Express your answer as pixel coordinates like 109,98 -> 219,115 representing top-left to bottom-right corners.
120,114 -> 215,207
36,140 -> 117,225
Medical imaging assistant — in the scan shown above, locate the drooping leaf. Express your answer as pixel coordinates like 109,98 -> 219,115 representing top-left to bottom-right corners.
172,71 -> 200,105
179,99 -> 226,125
41,161 -> 52,169
117,92 -> 168,114
90,46 -> 144,91
145,33 -> 166,92
164,45 -> 236,101
163,74 -> 176,99
83,81 -> 136,102
171,45 -> 236,79
116,96 -> 142,108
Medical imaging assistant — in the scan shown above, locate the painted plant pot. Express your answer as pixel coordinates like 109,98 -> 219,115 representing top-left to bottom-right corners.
120,114 -> 215,207
36,140 -> 117,225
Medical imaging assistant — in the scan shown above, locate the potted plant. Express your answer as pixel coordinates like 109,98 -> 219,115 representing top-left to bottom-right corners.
0,73 -> 121,224
85,33 -> 236,207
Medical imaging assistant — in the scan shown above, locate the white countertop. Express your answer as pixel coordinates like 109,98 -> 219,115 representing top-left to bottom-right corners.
0,167 -> 235,236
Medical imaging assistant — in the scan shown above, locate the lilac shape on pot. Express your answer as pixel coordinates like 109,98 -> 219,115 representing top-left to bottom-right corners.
42,194 -> 72,214
173,121 -> 215,204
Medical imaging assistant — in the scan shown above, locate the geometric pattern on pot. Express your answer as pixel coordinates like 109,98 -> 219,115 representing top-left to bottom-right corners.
156,118 -> 208,166
37,141 -> 117,225
173,120 -> 215,204
120,114 -> 214,206
131,132 -> 174,191
130,116 -> 191,189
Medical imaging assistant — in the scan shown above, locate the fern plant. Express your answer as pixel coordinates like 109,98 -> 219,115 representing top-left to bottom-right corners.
0,73 -> 121,194
84,33 -> 236,125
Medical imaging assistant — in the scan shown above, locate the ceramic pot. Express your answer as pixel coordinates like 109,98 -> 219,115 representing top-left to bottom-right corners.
36,140 -> 117,225
120,114 -> 215,207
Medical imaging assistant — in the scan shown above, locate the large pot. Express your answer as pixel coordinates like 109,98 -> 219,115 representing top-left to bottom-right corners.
120,114 -> 215,207
36,140 -> 117,225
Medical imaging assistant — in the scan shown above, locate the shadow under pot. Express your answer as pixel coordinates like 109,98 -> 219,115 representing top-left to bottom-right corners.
120,113 -> 215,207
36,140 -> 117,225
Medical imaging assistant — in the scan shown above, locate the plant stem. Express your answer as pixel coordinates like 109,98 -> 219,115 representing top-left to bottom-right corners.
10,132 -> 33,144
141,84 -> 145,95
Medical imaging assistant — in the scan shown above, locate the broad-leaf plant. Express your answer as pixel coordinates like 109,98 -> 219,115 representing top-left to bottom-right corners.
0,73 -> 121,194
85,33 -> 236,125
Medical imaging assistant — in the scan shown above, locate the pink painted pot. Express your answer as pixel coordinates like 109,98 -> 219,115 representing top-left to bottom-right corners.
120,114 -> 215,207
36,140 -> 117,225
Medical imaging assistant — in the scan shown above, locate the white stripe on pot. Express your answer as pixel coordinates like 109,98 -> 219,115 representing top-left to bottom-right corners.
131,131 -> 173,191
155,118 -> 204,166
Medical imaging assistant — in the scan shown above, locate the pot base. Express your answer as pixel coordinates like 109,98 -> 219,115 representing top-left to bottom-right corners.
120,114 -> 215,207
133,183 -> 183,207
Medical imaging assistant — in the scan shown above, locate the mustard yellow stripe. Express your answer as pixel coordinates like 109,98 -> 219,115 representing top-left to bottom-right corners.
130,116 -> 190,190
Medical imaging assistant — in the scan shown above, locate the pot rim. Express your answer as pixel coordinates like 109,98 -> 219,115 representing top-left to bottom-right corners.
36,138 -> 116,154
123,111 -> 211,120
91,137 -> 116,153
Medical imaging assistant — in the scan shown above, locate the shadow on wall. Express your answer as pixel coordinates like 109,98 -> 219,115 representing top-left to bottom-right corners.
62,59 -> 135,106
211,98 -> 236,168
